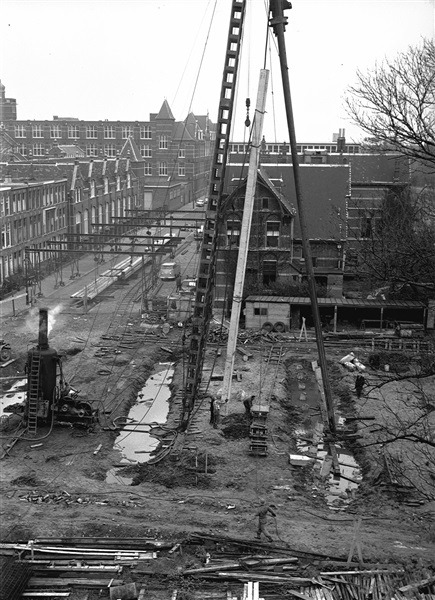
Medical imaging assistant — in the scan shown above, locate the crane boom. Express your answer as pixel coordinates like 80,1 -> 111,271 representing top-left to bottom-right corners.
221,68 -> 269,405
181,0 -> 247,430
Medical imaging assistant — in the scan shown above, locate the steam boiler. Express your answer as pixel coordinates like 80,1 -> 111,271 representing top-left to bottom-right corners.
24,308 -> 98,431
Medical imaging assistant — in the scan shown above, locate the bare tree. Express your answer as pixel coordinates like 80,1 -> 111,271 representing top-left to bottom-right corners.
346,39 -> 435,170
347,185 -> 435,298
360,376 -> 435,501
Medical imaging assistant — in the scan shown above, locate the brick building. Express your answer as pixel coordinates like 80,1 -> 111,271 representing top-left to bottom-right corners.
1,83 -> 215,211
0,156 -> 139,286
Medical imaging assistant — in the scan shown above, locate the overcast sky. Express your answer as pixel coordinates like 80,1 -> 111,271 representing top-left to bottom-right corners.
1,0 -> 433,143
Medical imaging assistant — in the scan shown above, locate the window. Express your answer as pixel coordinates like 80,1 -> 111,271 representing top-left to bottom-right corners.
360,214 -> 373,238
144,162 -> 152,176
263,259 -> 277,285
159,162 -> 168,176
122,126 -> 133,138
32,125 -> 43,138
68,125 -> 79,139
86,126 -> 98,138
227,217 -> 241,245
33,143 -> 45,156
86,144 -> 98,157
90,180 -> 96,198
116,176 -> 121,191
50,126 -> 61,138
254,307 -> 268,316
1,223 -> 12,248
141,145 -> 152,158
266,220 -> 280,247
16,144 -> 27,156
104,178 -> 109,194
159,135 -> 168,149
178,164 -> 185,176
262,198 -> 269,210
178,148 -> 185,158
104,144 -> 116,157
140,125 -> 151,139
104,125 -> 115,139
127,173 -> 131,188
15,125 -> 26,138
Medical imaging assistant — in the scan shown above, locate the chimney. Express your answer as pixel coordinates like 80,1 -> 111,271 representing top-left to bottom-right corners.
38,308 -> 49,350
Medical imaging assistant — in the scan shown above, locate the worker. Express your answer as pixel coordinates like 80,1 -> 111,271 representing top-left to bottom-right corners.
209,396 -> 215,425
175,273 -> 182,292
355,374 -> 366,398
243,395 -> 255,416
256,501 -> 276,542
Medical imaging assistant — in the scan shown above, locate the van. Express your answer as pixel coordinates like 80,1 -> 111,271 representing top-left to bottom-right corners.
194,225 -> 204,240
159,261 -> 181,281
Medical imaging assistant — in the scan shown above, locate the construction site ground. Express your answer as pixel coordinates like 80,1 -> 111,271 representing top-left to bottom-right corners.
1,255 -> 435,596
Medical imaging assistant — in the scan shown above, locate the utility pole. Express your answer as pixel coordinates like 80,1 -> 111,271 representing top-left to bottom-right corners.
269,0 -> 336,434
221,68 -> 269,406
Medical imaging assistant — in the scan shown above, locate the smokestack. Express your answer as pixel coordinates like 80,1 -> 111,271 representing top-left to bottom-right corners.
38,308 -> 49,350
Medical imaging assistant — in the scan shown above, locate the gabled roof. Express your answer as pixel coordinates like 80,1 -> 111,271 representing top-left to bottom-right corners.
155,99 -> 175,121
223,166 -> 296,217
225,163 -> 349,239
119,136 -> 143,161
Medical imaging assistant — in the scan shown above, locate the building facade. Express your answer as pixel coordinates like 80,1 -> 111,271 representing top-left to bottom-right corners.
2,86 -> 215,211
0,157 -> 139,288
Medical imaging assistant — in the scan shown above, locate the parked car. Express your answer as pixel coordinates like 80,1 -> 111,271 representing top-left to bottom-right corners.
196,198 -> 206,207
159,261 -> 181,281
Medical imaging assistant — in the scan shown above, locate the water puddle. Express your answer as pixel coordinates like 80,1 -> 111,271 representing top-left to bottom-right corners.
106,363 -> 174,485
0,379 -> 27,418
289,363 -> 362,510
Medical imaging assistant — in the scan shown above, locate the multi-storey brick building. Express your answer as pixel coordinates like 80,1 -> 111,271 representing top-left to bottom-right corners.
2,81 -> 215,210
0,156 -> 139,286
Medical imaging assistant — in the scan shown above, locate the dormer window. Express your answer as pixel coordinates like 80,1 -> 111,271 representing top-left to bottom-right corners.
116,176 -> 121,191
90,180 -> 96,198
104,178 -> 109,194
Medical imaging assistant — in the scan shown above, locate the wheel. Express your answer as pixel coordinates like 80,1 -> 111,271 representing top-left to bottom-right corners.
0,347 -> 11,362
77,402 -> 93,417
273,321 -> 286,333
261,322 -> 274,332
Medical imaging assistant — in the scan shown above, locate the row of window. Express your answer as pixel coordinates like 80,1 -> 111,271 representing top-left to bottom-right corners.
1,209 -> 67,248
14,144 -> 187,159
229,143 -> 361,154
15,125 -> 153,139
1,185 -> 66,216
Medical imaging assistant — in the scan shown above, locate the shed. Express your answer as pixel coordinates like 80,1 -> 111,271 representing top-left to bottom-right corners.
244,295 -> 427,332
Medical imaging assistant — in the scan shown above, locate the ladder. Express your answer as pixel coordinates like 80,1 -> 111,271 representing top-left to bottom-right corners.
182,0 -> 247,428
27,351 -> 41,435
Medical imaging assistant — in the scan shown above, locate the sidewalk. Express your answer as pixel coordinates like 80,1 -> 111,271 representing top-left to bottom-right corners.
0,219 -> 195,321
0,251 -> 108,320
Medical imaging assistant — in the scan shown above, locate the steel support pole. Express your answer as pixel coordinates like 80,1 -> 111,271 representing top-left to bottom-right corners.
269,0 -> 336,434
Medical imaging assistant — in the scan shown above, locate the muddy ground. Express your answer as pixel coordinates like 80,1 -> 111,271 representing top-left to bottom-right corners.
1,290 -> 435,579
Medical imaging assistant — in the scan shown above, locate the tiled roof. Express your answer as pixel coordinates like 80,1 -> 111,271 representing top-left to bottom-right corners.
155,99 -> 175,121
173,120 -> 195,142
119,136 -> 143,161
336,153 -> 409,184
227,163 -> 349,239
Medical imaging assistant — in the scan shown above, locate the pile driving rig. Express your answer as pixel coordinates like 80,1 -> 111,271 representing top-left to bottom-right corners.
22,308 -> 98,433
